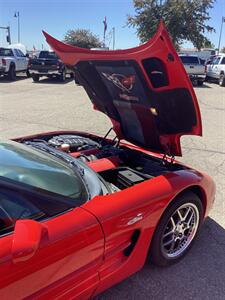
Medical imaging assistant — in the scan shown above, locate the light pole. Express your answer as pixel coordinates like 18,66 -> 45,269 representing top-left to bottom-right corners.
112,27 -> 115,50
218,16 -> 225,54
0,26 -> 11,44
14,11 -> 20,43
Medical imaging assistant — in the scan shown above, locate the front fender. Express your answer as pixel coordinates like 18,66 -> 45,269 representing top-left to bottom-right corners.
83,169 -> 215,295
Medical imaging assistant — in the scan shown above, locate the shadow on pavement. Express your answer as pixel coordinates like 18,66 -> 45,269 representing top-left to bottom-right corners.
0,75 -> 29,83
96,217 -> 225,300
32,77 -> 74,85
194,83 -> 212,88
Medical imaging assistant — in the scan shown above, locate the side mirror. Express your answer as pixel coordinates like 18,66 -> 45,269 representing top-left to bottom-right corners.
12,219 -> 45,263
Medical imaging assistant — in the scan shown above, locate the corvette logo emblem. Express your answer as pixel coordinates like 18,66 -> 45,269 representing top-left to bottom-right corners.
127,213 -> 143,225
102,72 -> 135,93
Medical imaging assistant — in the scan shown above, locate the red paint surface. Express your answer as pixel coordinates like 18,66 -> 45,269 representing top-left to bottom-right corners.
43,21 -> 202,156
5,129 -> 216,299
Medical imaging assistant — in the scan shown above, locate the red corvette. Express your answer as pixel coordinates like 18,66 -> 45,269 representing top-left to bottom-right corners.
0,23 -> 215,300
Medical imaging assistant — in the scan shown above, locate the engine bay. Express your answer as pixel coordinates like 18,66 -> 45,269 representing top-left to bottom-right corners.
19,132 -> 184,193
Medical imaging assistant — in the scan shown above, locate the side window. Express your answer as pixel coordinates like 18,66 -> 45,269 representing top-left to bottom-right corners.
213,57 -> 220,65
18,49 -> 25,57
0,180 -> 78,237
142,58 -> 169,88
221,57 -> 225,65
14,49 -> 20,57
0,188 -> 44,236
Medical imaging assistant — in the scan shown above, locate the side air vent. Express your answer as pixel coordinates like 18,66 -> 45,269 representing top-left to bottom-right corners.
124,230 -> 140,257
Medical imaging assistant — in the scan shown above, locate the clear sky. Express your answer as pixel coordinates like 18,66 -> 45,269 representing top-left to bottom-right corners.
0,0 -> 225,51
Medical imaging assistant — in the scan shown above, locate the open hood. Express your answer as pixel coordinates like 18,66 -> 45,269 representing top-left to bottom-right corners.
43,22 -> 202,156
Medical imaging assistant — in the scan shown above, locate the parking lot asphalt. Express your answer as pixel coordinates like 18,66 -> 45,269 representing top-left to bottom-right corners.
0,75 -> 225,299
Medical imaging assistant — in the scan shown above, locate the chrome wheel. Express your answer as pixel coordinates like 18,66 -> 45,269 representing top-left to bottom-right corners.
161,203 -> 199,259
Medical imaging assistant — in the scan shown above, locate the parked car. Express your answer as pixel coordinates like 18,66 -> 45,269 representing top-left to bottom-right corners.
0,23 -> 215,300
206,54 -> 225,86
0,47 -> 29,80
28,50 -> 74,82
179,55 -> 206,86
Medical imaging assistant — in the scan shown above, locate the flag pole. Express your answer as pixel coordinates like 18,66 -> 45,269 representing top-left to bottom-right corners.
218,17 -> 225,53
112,27 -> 115,50
103,16 -> 107,47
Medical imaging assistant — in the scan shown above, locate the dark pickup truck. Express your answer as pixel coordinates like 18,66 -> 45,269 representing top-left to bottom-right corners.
29,51 -> 74,82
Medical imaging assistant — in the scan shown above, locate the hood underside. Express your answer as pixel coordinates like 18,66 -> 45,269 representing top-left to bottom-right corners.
43,21 -> 202,156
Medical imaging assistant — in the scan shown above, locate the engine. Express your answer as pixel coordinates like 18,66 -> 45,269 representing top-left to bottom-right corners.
48,134 -> 101,152
21,133 -> 183,192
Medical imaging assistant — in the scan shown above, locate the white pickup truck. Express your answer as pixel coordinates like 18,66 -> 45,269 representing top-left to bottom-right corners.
206,54 -> 225,86
179,55 -> 206,86
0,47 -> 29,81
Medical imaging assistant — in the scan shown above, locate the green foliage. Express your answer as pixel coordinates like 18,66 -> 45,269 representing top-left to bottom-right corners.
220,46 -> 225,53
203,40 -> 215,49
127,0 -> 215,50
64,29 -> 102,48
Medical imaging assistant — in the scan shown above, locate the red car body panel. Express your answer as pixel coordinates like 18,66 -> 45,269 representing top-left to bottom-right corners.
0,207 -> 104,300
43,22 -> 202,156
7,129 -> 214,299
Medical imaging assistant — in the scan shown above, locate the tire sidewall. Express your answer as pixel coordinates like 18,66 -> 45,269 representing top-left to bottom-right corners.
149,191 -> 203,267
219,73 -> 225,86
60,69 -> 66,82
8,65 -> 16,81
32,75 -> 39,82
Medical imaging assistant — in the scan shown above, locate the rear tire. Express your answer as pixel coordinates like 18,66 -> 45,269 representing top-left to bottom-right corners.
8,65 -> 16,81
197,80 -> 204,86
59,69 -> 66,82
74,75 -> 80,85
149,191 -> 203,267
32,75 -> 40,82
219,73 -> 225,87
26,70 -> 31,78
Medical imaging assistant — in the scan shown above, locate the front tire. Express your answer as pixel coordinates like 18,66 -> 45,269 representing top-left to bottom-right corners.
59,69 -> 66,82
32,75 -> 40,82
149,191 -> 203,267
219,73 -> 225,87
197,80 -> 204,86
8,65 -> 16,81
26,70 -> 31,78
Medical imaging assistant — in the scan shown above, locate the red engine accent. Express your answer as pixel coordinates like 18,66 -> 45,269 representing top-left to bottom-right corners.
86,157 -> 120,172
69,148 -> 100,158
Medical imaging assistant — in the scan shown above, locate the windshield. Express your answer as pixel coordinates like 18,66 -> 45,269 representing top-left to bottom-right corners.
39,51 -> 58,59
0,48 -> 14,57
179,56 -> 199,64
0,140 -> 87,202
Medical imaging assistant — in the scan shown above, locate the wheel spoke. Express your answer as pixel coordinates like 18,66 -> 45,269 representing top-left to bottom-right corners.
177,209 -> 183,221
183,207 -> 191,221
170,216 -> 176,229
163,238 -> 174,247
187,211 -> 194,226
169,240 -> 176,252
163,230 -> 174,239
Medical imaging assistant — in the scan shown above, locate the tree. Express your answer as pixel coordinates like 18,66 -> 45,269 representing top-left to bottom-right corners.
64,29 -> 102,48
127,0 -> 215,50
203,40 -> 215,49
220,46 -> 225,53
